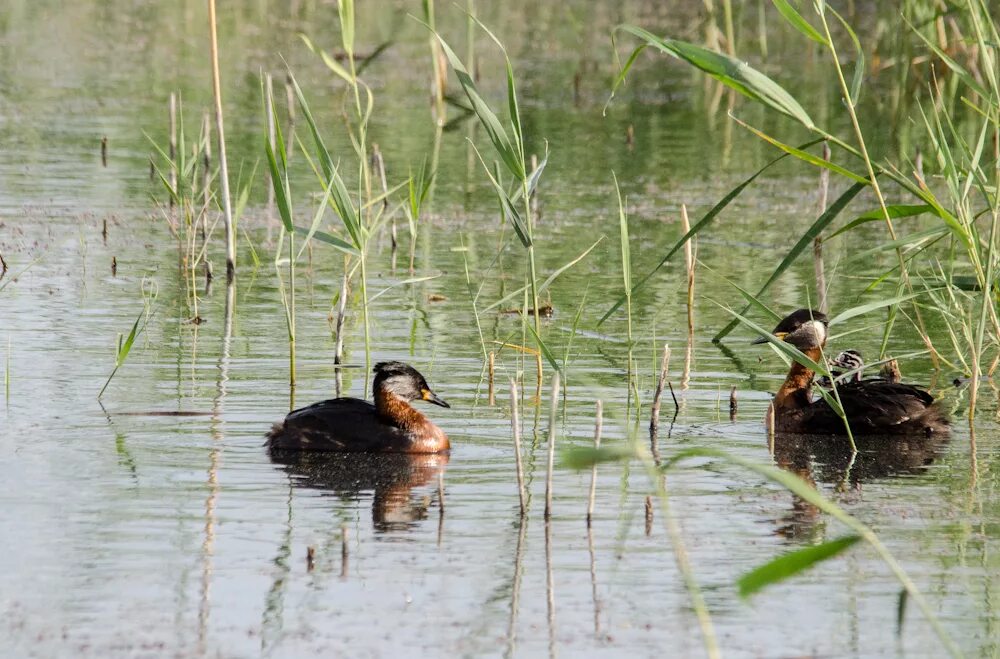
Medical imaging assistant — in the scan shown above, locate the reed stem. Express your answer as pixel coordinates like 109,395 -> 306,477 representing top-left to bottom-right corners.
207,0 -> 236,282
168,93 -> 177,211
650,343 -> 671,439
586,400 -> 603,526
817,7 -> 931,363
510,378 -> 527,517
488,351 -> 495,406
681,204 -> 695,335
544,372 -> 560,520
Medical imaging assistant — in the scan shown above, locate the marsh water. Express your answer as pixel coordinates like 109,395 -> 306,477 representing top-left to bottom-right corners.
2,2 -> 998,657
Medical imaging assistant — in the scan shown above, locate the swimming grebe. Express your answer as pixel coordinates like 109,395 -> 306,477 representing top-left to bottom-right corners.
754,309 -> 948,435
266,361 -> 450,453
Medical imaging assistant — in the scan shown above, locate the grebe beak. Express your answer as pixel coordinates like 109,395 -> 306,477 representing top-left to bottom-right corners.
422,389 -> 450,408
752,331 -> 787,345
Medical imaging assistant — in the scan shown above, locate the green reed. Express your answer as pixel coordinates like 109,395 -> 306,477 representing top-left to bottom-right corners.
423,0 -> 446,126
427,16 -> 547,360
293,0 -> 403,392
98,281 -> 157,400
613,173 -> 637,412
564,441 -> 960,658
148,96 -> 213,323
262,71 -> 360,393
405,158 -> 435,273
607,0 -> 1000,421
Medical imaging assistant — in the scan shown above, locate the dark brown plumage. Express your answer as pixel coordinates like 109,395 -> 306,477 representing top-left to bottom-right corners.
266,361 -> 450,453
755,309 -> 949,436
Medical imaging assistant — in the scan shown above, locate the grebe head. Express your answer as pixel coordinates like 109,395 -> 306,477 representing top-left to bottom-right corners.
373,361 -> 450,408
752,308 -> 828,350
817,348 -> 865,387
830,349 -> 864,381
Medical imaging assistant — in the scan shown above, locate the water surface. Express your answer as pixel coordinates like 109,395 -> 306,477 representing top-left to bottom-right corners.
1,2 -> 997,657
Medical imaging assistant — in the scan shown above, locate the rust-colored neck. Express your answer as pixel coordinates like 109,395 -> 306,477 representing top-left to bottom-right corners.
374,388 -> 450,453
774,347 -> 823,411
375,389 -> 427,430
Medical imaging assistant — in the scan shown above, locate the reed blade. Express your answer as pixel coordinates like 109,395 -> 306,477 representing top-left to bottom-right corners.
713,180 -> 866,341
599,141 -> 822,326
612,24 -> 814,129
738,535 -> 861,598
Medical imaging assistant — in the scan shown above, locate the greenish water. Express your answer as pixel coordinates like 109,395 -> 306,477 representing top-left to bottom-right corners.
1,2 -> 998,657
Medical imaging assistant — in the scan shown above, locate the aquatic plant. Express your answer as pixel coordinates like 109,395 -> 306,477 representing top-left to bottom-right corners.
287,0 -> 413,395
206,0 -> 236,282
607,0 -> 1000,422
426,16 -> 548,360
148,95 -> 214,323
98,281 -> 157,399
563,442 -> 960,657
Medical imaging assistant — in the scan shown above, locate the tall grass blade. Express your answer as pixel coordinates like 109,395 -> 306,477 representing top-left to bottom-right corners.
826,291 -> 932,326
287,71 -> 335,181
338,0 -> 355,56
828,204 -> 934,238
526,323 -> 561,374
510,147 -> 548,203
616,172 -> 631,293
904,18 -> 989,99
480,237 -> 603,313
292,226 -> 358,254
702,265 -> 781,322
612,25 -> 815,129
769,0 -> 828,45
262,79 -> 293,232
562,444 -> 641,470
423,22 -> 524,179
661,447 -> 960,657
98,309 -> 146,399
264,140 -> 292,232
600,141 -> 822,325
605,42 -> 649,114
829,8 -> 864,105
295,176 -> 337,260
738,535 -> 861,598
290,76 -> 363,249
714,180 -> 866,341
470,144 -> 531,246
716,303 -> 829,374
730,117 -> 867,183
299,34 -> 353,84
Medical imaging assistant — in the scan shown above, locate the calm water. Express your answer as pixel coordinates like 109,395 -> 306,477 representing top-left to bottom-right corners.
2,2 -> 998,657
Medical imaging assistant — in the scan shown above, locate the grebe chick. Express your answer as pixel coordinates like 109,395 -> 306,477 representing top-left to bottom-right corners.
266,361 -> 450,453
754,309 -> 948,436
817,350 -> 905,388
816,349 -> 865,388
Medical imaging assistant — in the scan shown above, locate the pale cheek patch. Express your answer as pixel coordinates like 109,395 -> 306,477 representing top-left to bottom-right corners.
808,320 -> 828,344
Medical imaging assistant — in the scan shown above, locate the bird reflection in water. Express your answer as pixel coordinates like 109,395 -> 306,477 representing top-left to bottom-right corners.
771,433 -> 949,541
269,451 -> 449,532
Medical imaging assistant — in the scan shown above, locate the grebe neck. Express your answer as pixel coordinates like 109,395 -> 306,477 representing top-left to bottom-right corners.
774,346 -> 823,411
374,388 -> 427,430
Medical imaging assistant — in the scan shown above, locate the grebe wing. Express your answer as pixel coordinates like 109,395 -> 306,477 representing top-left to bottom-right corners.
805,380 -> 945,434
269,398 -> 410,452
